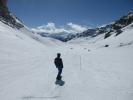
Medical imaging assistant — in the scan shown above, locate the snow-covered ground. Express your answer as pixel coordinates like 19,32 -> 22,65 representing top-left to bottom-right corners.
0,21 -> 133,100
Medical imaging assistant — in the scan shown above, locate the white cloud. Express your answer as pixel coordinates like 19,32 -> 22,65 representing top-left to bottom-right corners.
31,22 -> 88,34
67,22 -> 88,33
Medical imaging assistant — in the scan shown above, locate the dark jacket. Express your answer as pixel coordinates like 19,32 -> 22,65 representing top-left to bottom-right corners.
54,57 -> 63,68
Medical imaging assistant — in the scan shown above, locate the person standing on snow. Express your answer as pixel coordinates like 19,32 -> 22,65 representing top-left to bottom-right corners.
54,53 -> 63,80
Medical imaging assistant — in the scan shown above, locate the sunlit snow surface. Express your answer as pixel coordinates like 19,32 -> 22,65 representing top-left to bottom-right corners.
0,21 -> 133,100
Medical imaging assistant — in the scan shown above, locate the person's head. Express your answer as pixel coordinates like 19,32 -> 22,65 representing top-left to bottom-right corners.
57,53 -> 61,58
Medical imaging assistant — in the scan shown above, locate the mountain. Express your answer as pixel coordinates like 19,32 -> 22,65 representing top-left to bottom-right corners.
31,22 -> 88,42
1,6 -> 133,100
1,12 -> 133,100
0,14 -> 63,47
65,11 -> 133,41
0,0 -> 9,17
0,0 -> 24,29
1,4 -> 133,100
34,11 -> 133,42
37,32 -> 72,42
70,10 -> 133,41
0,14 -> 24,29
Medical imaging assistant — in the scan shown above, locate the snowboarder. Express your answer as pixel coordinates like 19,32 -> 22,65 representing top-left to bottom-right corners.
54,53 -> 63,81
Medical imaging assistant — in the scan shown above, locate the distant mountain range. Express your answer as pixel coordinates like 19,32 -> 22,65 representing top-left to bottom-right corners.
69,11 -> 133,40
0,4 -> 133,43
33,11 -> 133,42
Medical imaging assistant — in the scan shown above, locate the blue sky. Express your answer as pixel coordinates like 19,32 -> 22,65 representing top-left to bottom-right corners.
8,0 -> 133,28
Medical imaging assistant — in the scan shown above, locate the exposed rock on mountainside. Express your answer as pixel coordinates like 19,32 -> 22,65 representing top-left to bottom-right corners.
65,11 -> 133,41
0,0 -> 24,29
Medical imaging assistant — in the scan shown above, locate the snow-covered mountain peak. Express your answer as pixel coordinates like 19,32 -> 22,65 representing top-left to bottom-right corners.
31,11 -> 133,42
64,11 -> 133,42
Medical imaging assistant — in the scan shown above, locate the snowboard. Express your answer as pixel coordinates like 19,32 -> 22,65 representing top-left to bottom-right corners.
55,80 -> 65,86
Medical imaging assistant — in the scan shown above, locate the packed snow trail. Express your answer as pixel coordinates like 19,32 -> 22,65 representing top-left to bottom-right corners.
0,21 -> 133,100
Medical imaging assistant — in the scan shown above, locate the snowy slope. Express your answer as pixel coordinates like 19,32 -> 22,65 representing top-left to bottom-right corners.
0,21 -> 62,100
19,27 -> 63,46
69,23 -> 133,49
0,20 -> 133,100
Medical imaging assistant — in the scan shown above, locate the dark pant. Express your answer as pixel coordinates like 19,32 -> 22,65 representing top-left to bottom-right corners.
56,68 -> 62,80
